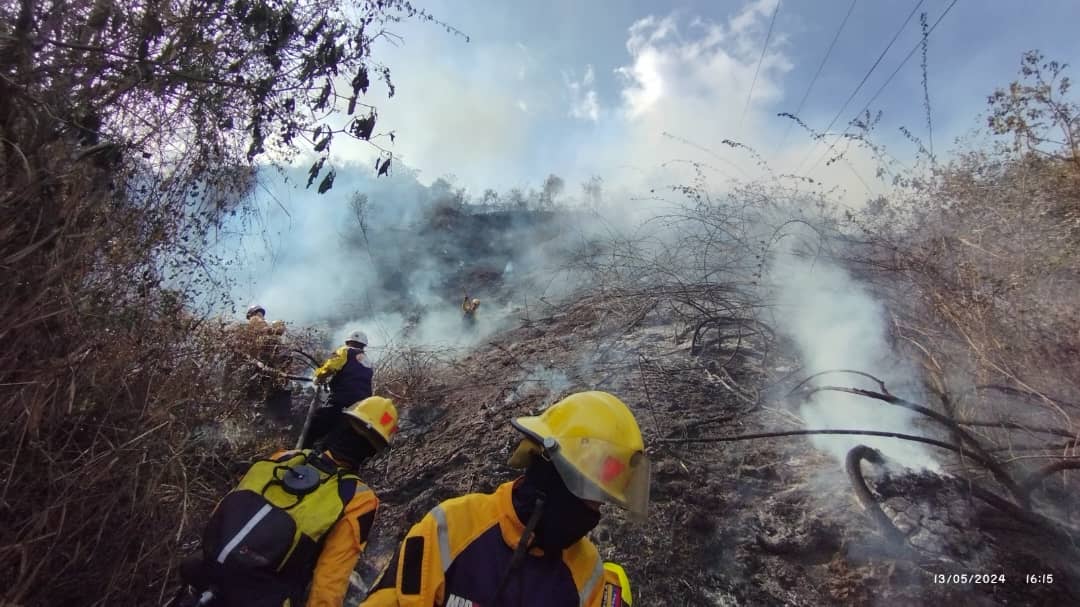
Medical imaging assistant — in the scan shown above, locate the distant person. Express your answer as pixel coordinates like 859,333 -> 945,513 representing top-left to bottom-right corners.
246,303 -> 268,327
361,391 -> 645,606
241,304 -> 292,419
178,397 -> 400,607
223,304 -> 287,402
245,304 -> 287,355
461,296 -> 480,326
306,330 -> 374,448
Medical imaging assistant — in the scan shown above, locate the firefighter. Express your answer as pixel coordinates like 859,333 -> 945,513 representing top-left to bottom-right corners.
362,391 -> 645,606
462,296 -> 481,316
245,304 -> 287,356
461,296 -> 480,327
179,397 -> 400,607
305,331 -> 373,448
240,304 -> 292,418
247,303 -> 268,326
223,304 -> 273,398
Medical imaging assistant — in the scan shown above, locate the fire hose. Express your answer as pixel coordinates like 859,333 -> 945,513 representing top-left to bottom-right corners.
236,352 -> 314,383
295,385 -> 324,450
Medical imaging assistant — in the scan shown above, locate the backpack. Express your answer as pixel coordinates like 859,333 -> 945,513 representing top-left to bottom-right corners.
198,450 -> 364,606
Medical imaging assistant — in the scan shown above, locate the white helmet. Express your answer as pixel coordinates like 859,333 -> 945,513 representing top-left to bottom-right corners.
246,304 -> 266,319
346,330 -> 368,346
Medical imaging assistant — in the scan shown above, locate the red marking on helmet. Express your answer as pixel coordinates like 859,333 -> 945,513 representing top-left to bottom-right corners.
601,457 -> 625,482
380,412 -> 393,426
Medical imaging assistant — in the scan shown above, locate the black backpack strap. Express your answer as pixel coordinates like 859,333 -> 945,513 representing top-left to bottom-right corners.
337,475 -> 359,503
333,472 -> 377,545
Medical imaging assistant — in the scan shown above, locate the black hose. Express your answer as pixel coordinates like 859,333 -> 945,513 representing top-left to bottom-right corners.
845,445 -> 907,544
800,385 -> 1025,505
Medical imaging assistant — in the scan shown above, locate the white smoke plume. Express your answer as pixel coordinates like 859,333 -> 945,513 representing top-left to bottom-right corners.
768,252 -> 938,470
215,161 -> 607,363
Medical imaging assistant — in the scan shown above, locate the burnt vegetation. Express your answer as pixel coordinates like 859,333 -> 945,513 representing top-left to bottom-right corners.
1,0 -> 1078,602
358,54 -> 1080,604
0,0 -> 454,603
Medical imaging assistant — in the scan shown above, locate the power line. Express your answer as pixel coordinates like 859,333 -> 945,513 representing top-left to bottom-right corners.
805,0 -> 959,173
779,0 -> 859,146
740,0 -> 782,130
793,0 -> 925,173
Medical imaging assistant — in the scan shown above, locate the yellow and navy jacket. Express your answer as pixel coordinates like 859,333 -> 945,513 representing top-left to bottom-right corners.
200,449 -> 379,607
315,346 -> 374,408
362,480 -> 628,607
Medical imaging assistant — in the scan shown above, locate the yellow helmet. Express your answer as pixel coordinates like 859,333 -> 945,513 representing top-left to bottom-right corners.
342,396 -> 399,450
603,562 -> 633,606
510,391 -> 650,517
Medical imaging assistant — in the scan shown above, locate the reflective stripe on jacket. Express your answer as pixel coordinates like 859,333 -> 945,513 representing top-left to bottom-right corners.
362,480 -> 626,607
315,346 -> 373,408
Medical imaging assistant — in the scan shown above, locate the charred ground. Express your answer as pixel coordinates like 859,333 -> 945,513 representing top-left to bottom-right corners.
340,289 -> 1080,605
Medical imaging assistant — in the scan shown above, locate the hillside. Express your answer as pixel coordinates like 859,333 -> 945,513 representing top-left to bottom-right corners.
339,285 -> 1079,605
4,1 -> 1080,604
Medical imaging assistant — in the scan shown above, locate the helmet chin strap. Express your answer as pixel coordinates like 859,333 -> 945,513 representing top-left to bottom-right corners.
493,493 -> 545,604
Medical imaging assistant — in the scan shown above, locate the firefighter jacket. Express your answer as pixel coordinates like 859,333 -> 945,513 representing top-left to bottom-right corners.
315,347 -> 374,408
200,449 -> 379,607
361,480 -> 628,607
461,297 -> 479,316
248,316 -> 270,331
238,316 -> 284,363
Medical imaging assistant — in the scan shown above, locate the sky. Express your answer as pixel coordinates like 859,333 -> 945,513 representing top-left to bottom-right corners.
325,0 -> 1080,200
227,0 -> 1080,331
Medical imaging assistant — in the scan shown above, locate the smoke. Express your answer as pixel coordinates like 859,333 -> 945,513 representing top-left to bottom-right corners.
214,160 -> 615,359
504,363 -> 573,407
768,250 -> 938,470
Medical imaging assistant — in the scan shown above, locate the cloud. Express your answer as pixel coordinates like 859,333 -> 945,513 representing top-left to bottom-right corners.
617,15 -> 677,118
569,5 -> 793,194
569,3 -> 887,210
616,2 -> 788,122
318,1 -> 880,211
566,64 -> 600,121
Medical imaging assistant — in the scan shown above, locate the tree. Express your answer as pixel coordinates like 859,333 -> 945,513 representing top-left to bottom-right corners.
508,187 -> 527,209
988,51 -> 1079,166
349,192 -> 372,248
1,0 -> 461,192
0,1 -> 460,603
582,175 -> 603,209
541,173 -> 565,207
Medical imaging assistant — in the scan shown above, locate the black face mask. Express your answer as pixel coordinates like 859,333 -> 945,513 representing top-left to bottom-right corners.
323,425 -> 378,467
512,457 -> 602,554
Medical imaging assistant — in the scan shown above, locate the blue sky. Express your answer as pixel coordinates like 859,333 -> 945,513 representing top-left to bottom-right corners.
326,0 -> 1080,199
229,0 -> 1080,325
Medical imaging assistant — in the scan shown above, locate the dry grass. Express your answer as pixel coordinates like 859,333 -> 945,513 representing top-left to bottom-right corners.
3,18 -> 1078,604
